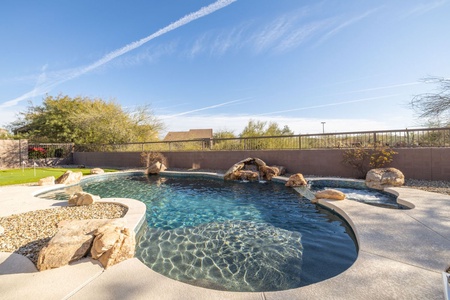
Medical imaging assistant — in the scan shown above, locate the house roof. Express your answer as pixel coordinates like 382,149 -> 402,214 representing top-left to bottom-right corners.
163,129 -> 213,141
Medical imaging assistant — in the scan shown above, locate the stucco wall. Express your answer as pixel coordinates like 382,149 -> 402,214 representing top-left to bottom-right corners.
0,139 -> 28,169
73,148 -> 450,180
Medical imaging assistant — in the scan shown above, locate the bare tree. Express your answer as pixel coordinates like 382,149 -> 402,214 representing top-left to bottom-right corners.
411,77 -> 450,120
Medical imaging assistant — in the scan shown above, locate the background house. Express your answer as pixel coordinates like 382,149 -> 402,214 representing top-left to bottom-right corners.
163,129 -> 213,141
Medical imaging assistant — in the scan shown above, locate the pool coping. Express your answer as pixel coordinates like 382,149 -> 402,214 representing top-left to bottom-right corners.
1,170 -> 449,299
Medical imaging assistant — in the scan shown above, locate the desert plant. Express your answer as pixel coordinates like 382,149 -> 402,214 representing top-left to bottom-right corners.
342,148 -> 371,178
141,151 -> 167,168
369,147 -> 398,168
342,147 -> 397,178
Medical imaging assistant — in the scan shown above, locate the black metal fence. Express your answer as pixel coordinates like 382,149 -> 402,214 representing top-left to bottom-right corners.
28,143 -> 74,159
75,127 -> 450,152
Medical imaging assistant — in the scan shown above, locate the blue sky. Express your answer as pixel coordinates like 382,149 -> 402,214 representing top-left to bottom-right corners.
1,0 -> 449,136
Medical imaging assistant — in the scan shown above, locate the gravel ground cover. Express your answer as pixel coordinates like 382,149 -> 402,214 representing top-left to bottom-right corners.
0,203 -> 127,265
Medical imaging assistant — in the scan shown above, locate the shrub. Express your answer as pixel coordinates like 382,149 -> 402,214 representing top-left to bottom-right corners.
141,151 -> 167,168
369,147 -> 398,168
342,147 -> 397,178
28,147 -> 47,159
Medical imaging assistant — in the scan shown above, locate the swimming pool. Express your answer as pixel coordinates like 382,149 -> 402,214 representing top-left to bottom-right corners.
38,173 -> 358,292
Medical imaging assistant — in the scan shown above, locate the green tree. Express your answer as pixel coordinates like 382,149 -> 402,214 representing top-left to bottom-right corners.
10,95 -> 164,144
240,120 -> 294,137
213,129 -> 236,139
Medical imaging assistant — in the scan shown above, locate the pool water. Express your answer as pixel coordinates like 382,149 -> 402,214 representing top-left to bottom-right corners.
39,174 -> 358,292
309,180 -> 405,209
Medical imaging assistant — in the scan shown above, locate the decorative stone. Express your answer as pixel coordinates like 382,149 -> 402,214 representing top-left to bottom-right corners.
91,223 -> 135,269
90,168 -> 104,175
0,225 -> 4,236
260,165 -> 280,180
238,170 -> 260,181
315,189 -> 346,200
146,161 -> 167,175
38,176 -> 55,186
68,192 -> 100,206
37,218 -> 132,271
224,158 -> 276,181
55,170 -> 83,185
272,165 -> 286,176
365,168 -> 405,190
285,173 -> 307,187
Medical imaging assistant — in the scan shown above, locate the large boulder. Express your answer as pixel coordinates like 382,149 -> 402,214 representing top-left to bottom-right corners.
365,168 -> 405,190
224,158 -> 279,181
91,223 -> 135,268
38,176 -> 55,186
260,165 -> 280,180
37,218 -> 133,271
68,192 -> 100,206
285,173 -> 307,187
315,189 -> 346,200
55,170 -> 83,185
238,170 -> 259,181
146,161 -> 167,175
90,168 -> 104,175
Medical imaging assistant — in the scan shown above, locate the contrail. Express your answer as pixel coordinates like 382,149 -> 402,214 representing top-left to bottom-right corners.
256,94 -> 402,116
335,81 -> 420,95
161,97 -> 251,119
0,0 -> 237,109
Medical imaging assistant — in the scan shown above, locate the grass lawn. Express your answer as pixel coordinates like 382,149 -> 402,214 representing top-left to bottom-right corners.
0,167 -> 117,186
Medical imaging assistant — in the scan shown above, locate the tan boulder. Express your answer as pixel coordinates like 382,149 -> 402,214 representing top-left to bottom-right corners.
90,168 -> 104,175
91,223 -> 135,269
271,165 -> 286,176
37,219 -> 119,271
68,192 -> 100,206
260,165 -> 280,180
365,168 -> 405,190
146,161 -> 167,175
55,170 -> 83,185
285,173 -> 307,187
224,159 -> 249,180
37,219 -> 132,271
238,170 -> 260,181
315,189 -> 346,201
224,158 -> 270,181
38,176 -> 55,186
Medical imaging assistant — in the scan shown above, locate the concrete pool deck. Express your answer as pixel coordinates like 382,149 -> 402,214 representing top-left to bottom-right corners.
1,173 -> 449,299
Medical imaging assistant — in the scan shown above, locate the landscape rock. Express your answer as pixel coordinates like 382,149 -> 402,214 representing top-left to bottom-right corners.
285,173 -> 307,187
238,170 -> 260,181
315,189 -> 346,201
55,170 -> 83,185
146,161 -> 167,175
260,165 -> 280,180
90,168 -> 104,175
271,165 -> 286,176
68,192 -> 100,206
91,223 -> 135,268
224,158 -> 279,181
37,218 -> 132,271
38,176 -> 55,186
365,168 -> 405,190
